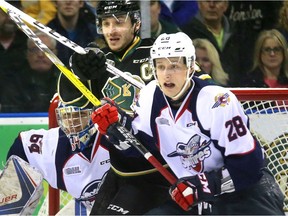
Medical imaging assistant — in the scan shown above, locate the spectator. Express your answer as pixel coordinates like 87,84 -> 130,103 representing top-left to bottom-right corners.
150,0 -> 180,39
193,38 -> 229,86
181,0 -> 241,86
21,0 -> 56,27
241,29 -> 288,88
1,31 -> 59,112
226,1 -> 283,77
277,1 -> 288,42
0,1 -> 27,76
47,0 -> 99,66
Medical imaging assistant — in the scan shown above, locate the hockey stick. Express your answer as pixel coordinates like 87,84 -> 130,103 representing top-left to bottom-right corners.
0,0 -> 145,90
0,5 -> 101,106
1,5 -> 176,185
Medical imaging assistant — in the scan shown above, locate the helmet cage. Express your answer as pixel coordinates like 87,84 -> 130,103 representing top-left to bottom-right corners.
55,105 -> 96,152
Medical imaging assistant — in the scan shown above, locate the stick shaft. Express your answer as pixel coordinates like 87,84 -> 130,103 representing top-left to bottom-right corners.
1,6 -> 101,107
111,124 -> 177,184
0,0 -> 86,54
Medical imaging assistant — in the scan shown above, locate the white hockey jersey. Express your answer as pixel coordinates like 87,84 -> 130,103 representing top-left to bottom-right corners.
7,127 -> 110,209
132,78 -> 264,189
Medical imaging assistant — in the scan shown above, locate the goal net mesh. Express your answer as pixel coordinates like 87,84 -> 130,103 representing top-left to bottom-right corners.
37,89 -> 288,215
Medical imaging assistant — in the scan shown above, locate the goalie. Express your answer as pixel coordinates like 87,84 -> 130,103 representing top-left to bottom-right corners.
1,95 -> 110,215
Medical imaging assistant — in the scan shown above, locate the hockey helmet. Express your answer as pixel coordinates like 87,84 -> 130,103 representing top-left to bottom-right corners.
56,70 -> 100,152
96,0 -> 141,34
150,32 -> 195,70
150,32 -> 196,100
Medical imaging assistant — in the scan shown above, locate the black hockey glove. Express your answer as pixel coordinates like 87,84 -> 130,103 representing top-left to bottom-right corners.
169,168 -> 235,211
70,42 -> 107,80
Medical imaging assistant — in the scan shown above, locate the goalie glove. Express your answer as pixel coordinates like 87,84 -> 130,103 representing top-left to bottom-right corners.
169,168 -> 235,211
70,42 -> 107,80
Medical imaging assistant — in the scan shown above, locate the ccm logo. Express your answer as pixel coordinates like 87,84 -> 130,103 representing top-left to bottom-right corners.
100,159 -> 110,165
107,204 -> 129,215
198,173 -> 211,193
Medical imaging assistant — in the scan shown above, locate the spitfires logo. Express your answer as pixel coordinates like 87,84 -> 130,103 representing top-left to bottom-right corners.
167,134 -> 211,172
212,93 -> 230,108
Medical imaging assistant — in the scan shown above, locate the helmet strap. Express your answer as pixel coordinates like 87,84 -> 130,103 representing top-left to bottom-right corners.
171,67 -> 194,101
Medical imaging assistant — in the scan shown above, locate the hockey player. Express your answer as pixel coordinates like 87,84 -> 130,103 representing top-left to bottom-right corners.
5,95 -> 110,214
91,32 -> 285,215
64,0 -> 154,114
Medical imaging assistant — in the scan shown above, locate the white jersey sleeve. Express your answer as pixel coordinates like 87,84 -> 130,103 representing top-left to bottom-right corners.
19,127 -> 60,188
196,85 -> 256,156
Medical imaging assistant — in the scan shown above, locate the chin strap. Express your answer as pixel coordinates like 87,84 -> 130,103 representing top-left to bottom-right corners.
171,68 -> 194,101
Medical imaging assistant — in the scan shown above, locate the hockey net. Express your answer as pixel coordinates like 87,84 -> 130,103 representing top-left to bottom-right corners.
231,88 -> 288,212
41,89 -> 287,215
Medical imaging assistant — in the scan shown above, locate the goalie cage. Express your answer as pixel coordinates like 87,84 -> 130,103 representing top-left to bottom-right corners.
43,89 -> 288,215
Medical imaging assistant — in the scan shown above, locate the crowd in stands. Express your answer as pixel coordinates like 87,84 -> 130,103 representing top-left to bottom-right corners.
0,0 -> 287,113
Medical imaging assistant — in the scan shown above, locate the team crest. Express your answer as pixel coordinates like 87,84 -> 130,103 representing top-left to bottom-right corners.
77,171 -> 108,209
212,93 -> 230,108
167,134 -> 211,172
101,72 -> 144,114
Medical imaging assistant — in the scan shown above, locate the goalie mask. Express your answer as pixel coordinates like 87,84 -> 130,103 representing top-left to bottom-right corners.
150,32 -> 196,100
55,103 -> 97,152
96,0 -> 141,34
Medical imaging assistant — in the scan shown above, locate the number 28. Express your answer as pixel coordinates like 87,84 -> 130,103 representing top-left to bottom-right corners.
225,116 -> 247,142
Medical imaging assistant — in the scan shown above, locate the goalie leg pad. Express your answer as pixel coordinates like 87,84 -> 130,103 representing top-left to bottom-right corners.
0,156 -> 43,215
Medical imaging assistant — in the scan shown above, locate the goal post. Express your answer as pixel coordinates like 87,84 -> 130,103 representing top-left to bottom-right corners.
44,88 -> 288,214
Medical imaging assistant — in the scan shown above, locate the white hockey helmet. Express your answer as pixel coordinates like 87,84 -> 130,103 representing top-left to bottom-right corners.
150,32 -> 196,99
55,102 -> 97,152
150,32 -> 195,70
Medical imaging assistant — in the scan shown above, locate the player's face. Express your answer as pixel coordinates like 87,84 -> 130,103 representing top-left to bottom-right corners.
61,110 -> 91,134
196,47 -> 212,74
261,38 -> 284,71
101,14 -> 137,52
155,57 -> 189,98
27,35 -> 56,73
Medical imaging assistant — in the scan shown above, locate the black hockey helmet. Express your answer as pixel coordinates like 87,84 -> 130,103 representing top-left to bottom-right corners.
96,0 -> 141,34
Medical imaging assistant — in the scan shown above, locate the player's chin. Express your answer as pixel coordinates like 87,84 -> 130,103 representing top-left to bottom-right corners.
162,86 -> 177,97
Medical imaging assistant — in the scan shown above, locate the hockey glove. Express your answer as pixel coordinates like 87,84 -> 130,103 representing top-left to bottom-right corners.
70,42 -> 107,80
91,98 -> 134,150
91,98 -> 119,135
170,169 -> 235,211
